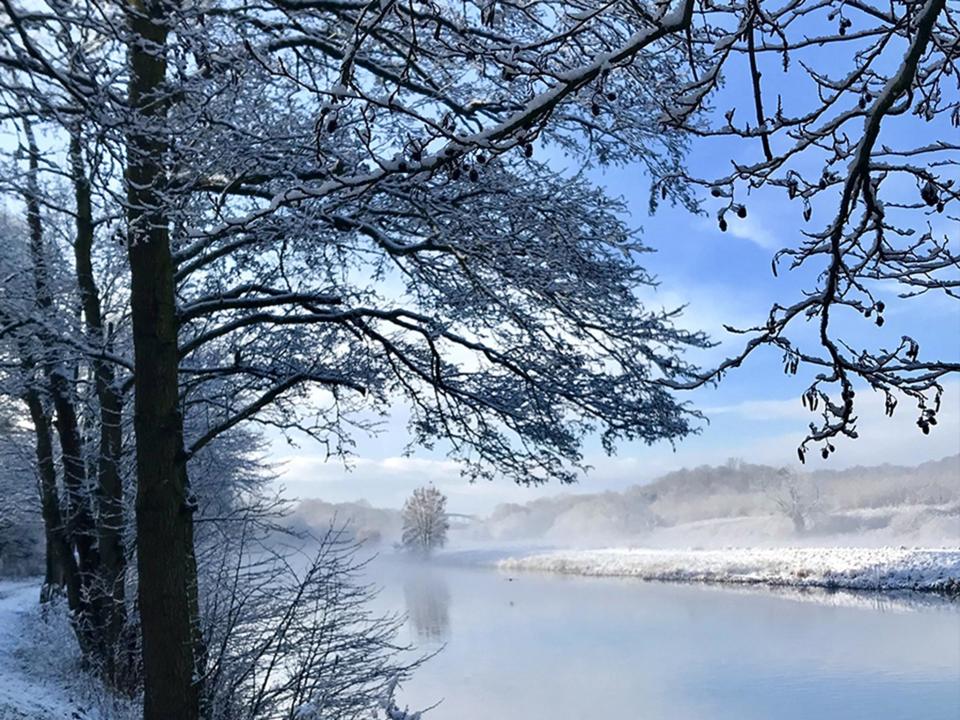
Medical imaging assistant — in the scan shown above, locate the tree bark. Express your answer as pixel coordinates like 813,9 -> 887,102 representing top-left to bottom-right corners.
71,129 -> 128,684
22,117 -> 100,601
126,3 -> 201,718
23,388 -> 81,613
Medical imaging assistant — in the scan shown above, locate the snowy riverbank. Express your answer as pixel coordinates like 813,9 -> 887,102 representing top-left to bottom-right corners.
497,547 -> 960,594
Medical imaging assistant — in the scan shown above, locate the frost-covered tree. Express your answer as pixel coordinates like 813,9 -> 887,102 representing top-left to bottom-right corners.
770,469 -> 821,534
0,3 -> 710,715
402,486 -> 449,556
0,187 -> 131,679
1,0 -> 955,716
0,405 -> 43,576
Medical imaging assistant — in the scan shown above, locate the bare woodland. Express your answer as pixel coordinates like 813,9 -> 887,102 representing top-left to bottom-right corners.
0,0 -> 956,718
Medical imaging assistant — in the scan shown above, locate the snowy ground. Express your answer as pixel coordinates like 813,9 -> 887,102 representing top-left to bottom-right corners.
497,547 -> 960,594
0,579 -> 137,720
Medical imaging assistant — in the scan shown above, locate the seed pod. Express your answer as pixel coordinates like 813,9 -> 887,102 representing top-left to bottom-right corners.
736,205 -> 747,219
523,143 -> 533,158
821,447 -> 829,460
327,119 -> 338,132
591,103 -> 601,116
876,316 -> 885,327
469,167 -> 479,182
876,301 -> 885,312
719,217 -> 728,232
936,202 -> 945,213
921,181 -> 939,206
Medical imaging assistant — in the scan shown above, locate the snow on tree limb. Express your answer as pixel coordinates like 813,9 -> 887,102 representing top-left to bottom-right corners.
657,0 -> 959,457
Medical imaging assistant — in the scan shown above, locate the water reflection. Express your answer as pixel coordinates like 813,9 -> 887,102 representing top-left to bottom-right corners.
674,581 -> 960,614
371,562 -> 960,720
402,565 -> 450,643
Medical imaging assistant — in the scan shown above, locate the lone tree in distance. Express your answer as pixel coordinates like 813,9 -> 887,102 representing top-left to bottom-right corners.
402,486 -> 449,557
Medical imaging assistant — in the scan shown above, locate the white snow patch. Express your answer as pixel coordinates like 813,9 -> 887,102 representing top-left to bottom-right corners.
497,547 -> 960,594
0,579 -> 138,720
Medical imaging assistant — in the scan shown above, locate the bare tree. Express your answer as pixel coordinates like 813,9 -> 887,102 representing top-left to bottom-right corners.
0,2 -> 712,715
1,0 -> 955,717
658,0 -> 959,458
401,486 -> 449,557
771,469 -> 821,534
198,516 -> 426,720
0,190 -> 133,679
0,405 -> 44,576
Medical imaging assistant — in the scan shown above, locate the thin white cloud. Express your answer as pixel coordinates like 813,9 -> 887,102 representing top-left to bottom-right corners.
669,382 -> 960,470
726,213 -> 779,249
695,212 -> 779,250
701,397 -> 810,422
703,381 -> 958,427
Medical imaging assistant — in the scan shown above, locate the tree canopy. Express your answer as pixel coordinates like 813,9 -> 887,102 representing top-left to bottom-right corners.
0,0 -> 956,718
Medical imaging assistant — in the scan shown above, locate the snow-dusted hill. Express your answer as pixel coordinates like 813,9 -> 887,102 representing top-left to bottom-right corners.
498,547 -> 960,594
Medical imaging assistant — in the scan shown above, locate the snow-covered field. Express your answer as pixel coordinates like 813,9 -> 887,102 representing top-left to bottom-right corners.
498,547 -> 960,594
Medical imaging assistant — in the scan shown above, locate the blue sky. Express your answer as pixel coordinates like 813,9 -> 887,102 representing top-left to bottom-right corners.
271,146 -> 960,514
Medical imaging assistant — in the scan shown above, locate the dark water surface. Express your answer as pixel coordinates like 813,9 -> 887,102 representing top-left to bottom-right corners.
364,557 -> 960,720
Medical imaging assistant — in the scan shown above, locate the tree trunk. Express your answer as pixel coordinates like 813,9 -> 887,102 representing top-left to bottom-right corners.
47,374 -> 100,580
71,130 -> 128,684
22,117 -> 100,609
126,3 -> 201,719
23,388 -> 81,613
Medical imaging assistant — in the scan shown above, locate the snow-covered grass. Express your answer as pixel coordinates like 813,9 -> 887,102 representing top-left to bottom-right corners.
0,579 -> 139,720
497,547 -> 960,594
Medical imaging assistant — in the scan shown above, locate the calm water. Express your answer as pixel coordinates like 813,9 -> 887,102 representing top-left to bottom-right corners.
365,557 -> 960,720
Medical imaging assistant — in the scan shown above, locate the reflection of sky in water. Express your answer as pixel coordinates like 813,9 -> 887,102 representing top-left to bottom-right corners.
369,558 -> 960,720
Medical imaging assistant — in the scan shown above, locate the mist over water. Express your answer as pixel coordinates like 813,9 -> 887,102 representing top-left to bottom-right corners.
286,456 -> 960,718
365,556 -> 960,720
291,456 -> 960,552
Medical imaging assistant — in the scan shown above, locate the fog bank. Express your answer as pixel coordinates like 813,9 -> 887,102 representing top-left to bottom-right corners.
289,454 -> 960,549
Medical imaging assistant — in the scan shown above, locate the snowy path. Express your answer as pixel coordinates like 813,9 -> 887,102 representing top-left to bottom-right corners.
497,547 -> 960,594
0,579 -> 133,720
0,579 -> 80,719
